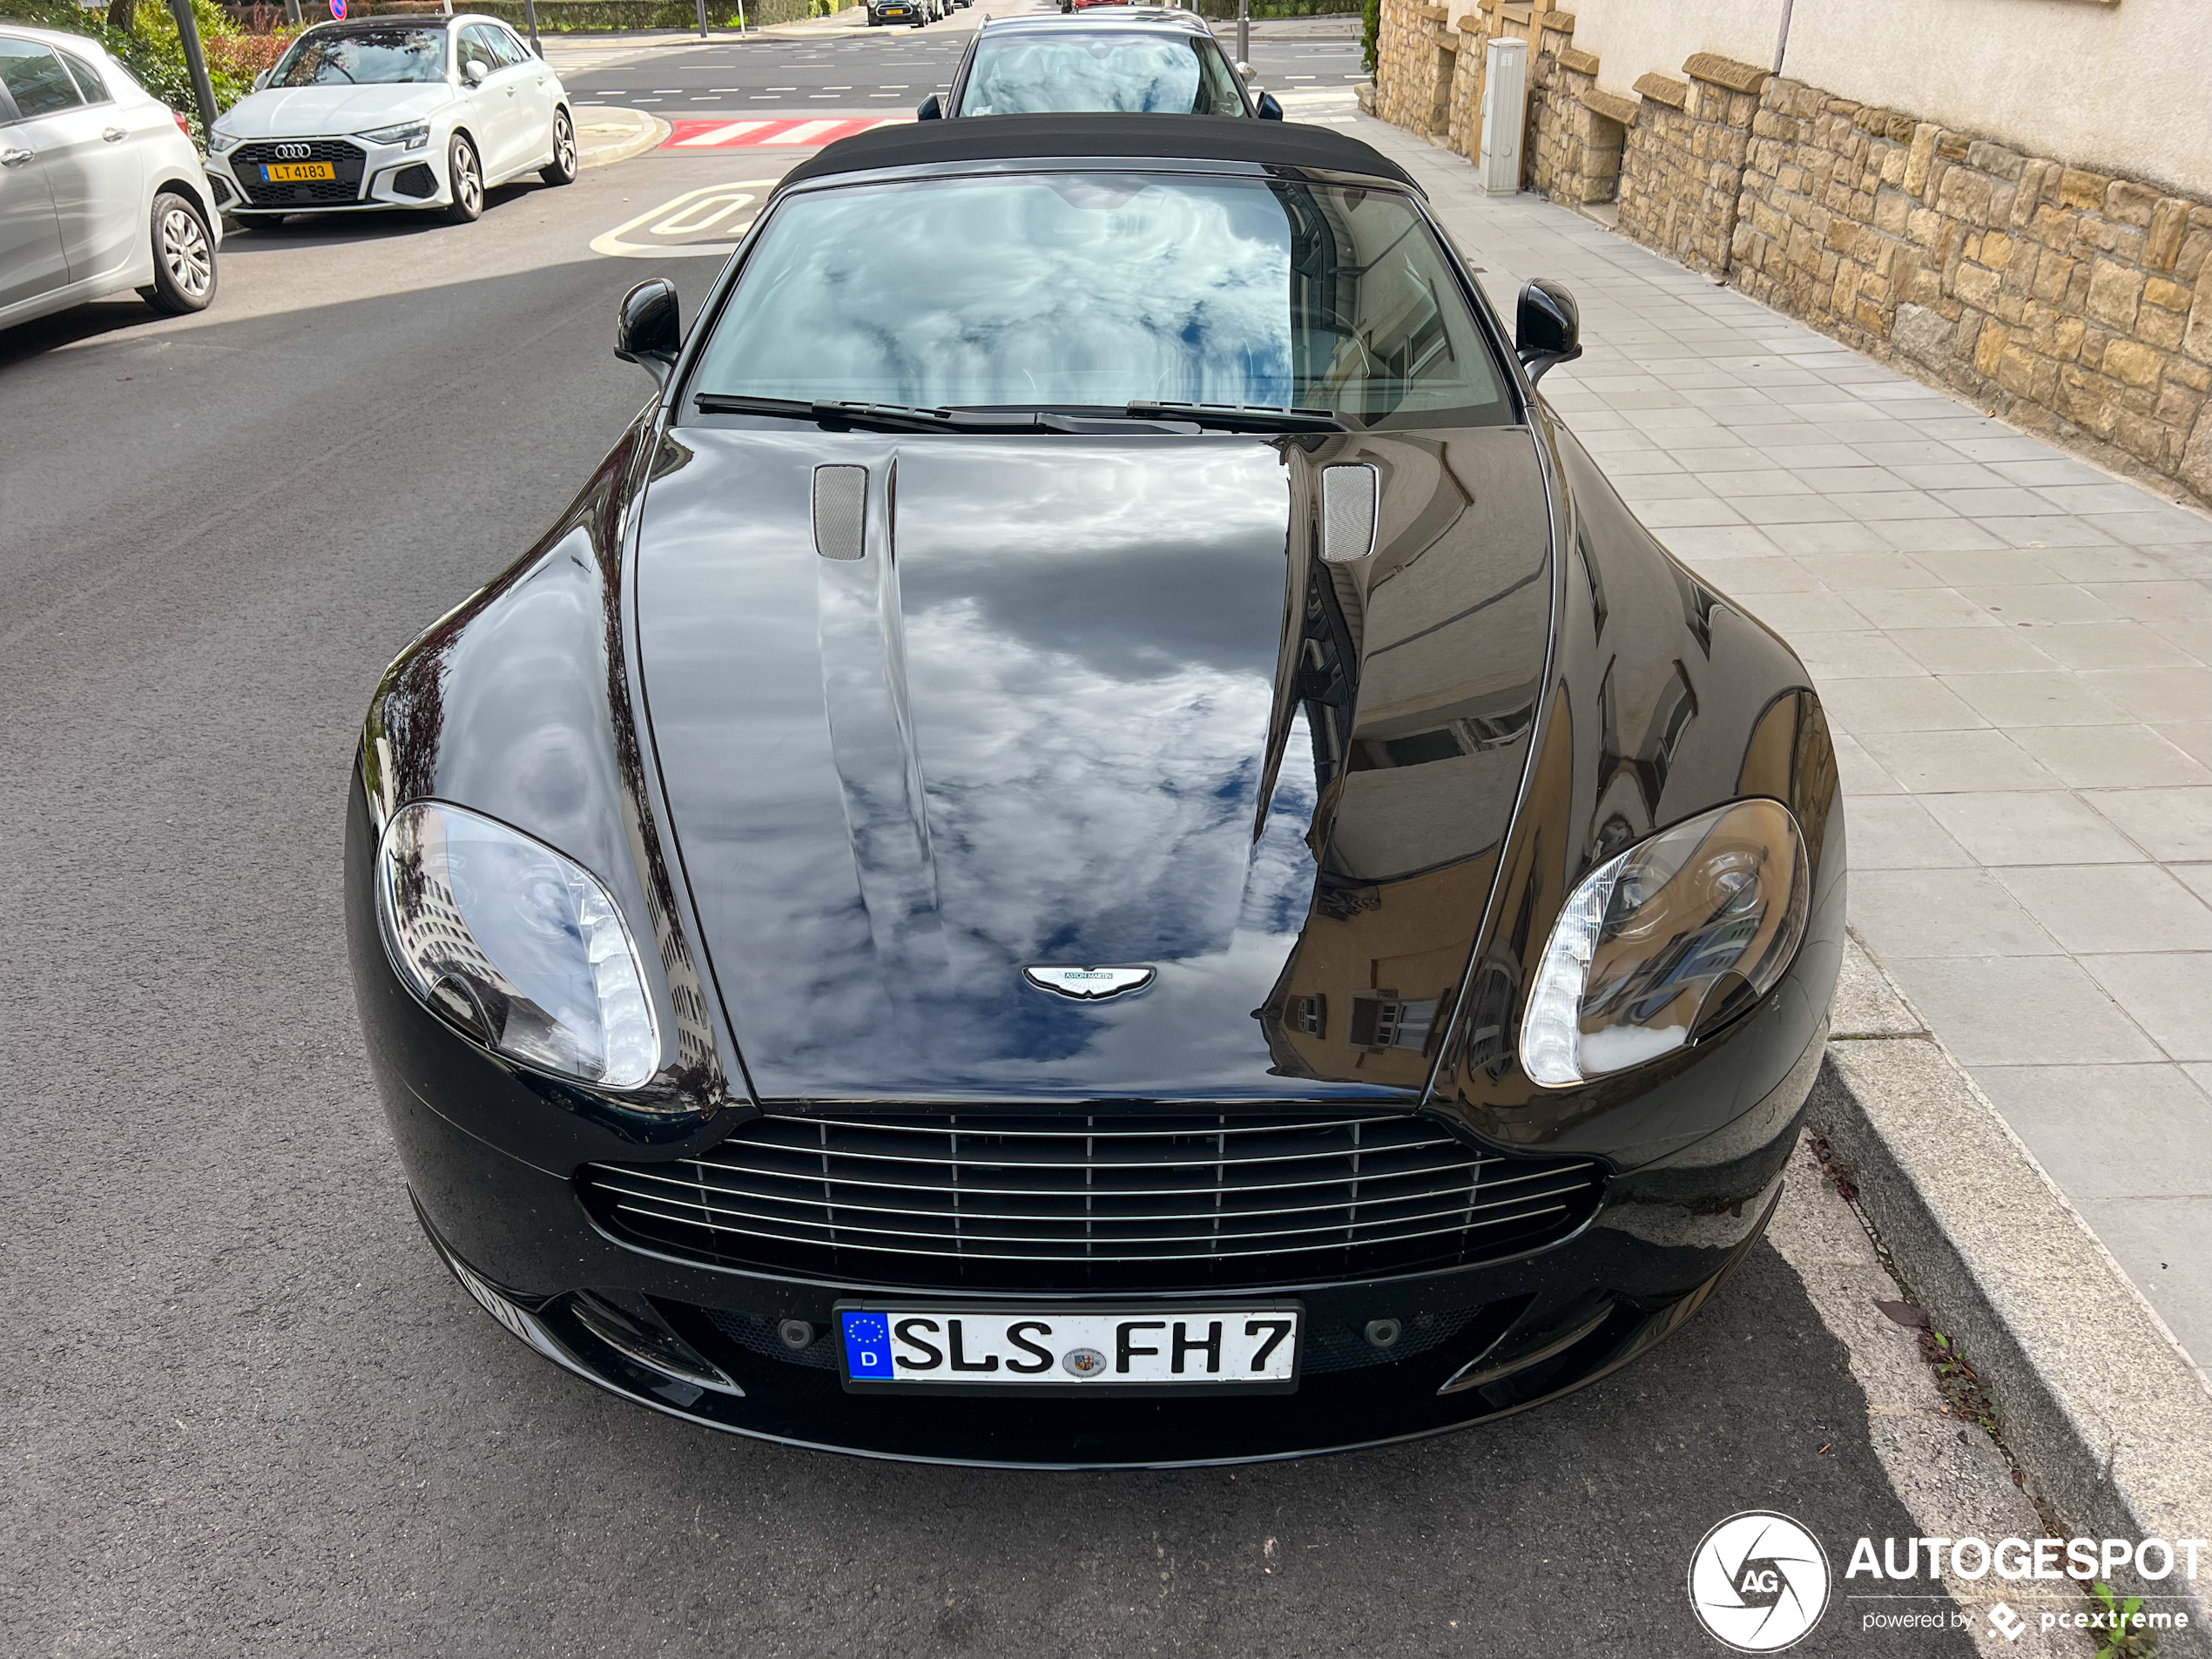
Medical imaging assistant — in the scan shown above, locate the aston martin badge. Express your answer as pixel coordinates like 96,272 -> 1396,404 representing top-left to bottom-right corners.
1021,966 -> 1156,1001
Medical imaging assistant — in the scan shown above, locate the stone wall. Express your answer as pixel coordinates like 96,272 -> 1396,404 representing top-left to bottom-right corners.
1366,0 -> 2212,508
1527,45 -> 1629,206
1615,56 -> 1765,278
1732,78 -> 2212,499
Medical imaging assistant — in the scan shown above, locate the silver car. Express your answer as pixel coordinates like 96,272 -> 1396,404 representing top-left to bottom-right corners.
0,24 -> 220,330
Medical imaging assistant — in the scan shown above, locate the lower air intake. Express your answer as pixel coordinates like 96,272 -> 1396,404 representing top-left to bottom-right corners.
580,1109 -> 1604,1291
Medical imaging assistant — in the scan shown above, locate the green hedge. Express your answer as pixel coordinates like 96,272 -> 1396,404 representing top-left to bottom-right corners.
316,0 -> 846,25
0,0 -> 286,132
1187,0 -> 1363,17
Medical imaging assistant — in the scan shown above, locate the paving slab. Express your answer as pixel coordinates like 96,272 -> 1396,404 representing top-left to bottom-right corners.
1345,113 -> 2212,1380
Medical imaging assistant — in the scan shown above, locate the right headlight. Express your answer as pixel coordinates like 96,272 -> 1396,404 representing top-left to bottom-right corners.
207,125 -> 240,154
1519,799 -> 1810,1088
374,800 -> 661,1089
358,119 -> 431,151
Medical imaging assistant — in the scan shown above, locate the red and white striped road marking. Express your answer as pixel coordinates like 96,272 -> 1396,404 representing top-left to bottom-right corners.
663,117 -> 911,150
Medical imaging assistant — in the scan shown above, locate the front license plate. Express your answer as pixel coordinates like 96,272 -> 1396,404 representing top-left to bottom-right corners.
260,161 -> 334,182
837,1304 -> 1300,1393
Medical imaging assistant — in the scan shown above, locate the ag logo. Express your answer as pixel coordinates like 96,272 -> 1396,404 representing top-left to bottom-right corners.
1688,1512 -> 1831,1652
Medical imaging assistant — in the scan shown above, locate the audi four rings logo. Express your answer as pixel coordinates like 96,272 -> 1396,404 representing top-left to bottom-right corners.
1689,1513 -> 1831,1651
273,143 -> 312,159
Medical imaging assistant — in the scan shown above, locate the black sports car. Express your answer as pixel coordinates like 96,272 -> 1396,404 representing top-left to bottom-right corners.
347,116 -> 1844,1467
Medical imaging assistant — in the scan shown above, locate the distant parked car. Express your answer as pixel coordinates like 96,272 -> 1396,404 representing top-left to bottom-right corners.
204,13 -> 575,227
0,24 -> 220,331
921,10 -> 1283,120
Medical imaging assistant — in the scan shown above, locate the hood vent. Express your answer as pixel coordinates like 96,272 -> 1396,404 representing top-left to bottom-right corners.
1319,463 -> 1378,563
812,464 -> 867,561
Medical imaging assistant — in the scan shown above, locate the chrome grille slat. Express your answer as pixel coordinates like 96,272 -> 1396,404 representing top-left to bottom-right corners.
590,1170 -> 1593,1236
650,1151 -> 1501,1201
580,1109 -> 1604,1291
606,1197 -> 1575,1264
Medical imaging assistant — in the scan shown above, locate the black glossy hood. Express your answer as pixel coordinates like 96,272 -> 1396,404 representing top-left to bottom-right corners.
635,425 -> 1554,1103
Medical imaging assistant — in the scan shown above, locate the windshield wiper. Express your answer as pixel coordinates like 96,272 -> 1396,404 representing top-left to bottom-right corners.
1125,401 -> 1351,433
693,395 -> 1195,435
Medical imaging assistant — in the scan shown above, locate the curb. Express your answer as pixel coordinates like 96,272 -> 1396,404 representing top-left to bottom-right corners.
1813,937 -> 2212,1654
577,108 -> 671,170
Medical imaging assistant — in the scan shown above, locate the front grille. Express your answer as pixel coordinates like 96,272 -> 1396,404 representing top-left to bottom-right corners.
229,140 -> 366,207
582,1109 -> 1604,1291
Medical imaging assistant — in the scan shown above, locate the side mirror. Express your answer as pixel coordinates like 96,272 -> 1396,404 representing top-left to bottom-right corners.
616,278 -> 681,387
253,69 -> 270,90
1234,60 -> 1255,81
1515,278 -> 1581,384
463,58 -> 489,85
1256,91 -> 1283,120
916,92 -> 941,120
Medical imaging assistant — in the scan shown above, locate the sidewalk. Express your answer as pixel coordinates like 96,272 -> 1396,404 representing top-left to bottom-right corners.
1349,113 -> 2212,1374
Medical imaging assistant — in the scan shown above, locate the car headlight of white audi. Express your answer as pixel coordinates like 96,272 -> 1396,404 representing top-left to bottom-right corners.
374,800 -> 660,1089
1519,799 -> 1811,1088
358,120 -> 431,151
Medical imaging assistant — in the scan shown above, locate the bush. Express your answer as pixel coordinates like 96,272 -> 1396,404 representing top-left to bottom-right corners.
0,0 -> 294,133
1361,0 -> 1378,71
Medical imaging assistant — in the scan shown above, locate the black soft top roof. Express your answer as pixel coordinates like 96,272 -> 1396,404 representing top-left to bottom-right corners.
778,114 -> 1418,192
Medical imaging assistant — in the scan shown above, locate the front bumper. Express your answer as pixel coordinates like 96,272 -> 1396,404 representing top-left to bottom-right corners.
376,1013 -> 1812,1467
208,136 -> 448,214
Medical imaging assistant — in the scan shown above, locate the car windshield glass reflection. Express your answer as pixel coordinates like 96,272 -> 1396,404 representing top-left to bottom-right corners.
267,27 -> 446,86
957,34 -> 1246,116
688,173 -> 1509,427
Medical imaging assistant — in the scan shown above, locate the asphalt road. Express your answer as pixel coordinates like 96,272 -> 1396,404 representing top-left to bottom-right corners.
2,144 -> 2004,1657
548,8 -> 1366,116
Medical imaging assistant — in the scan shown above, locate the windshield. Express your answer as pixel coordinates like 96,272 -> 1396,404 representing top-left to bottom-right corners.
687,172 -> 1509,428
266,27 -> 447,87
956,32 -> 1246,116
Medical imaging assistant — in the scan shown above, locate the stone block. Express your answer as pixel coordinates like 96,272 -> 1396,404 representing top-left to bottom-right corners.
1937,166 -> 1996,224
1997,343 -> 2056,401
1958,139 -> 2020,181
2060,169 -> 2110,211
2102,337 -> 2166,388
1682,51 -> 1770,95
1558,45 -> 1599,74
1582,87 -> 1637,126
2139,306 -> 2186,353
2182,408 -> 2212,501
1975,318 -> 2010,374
2187,283 -> 2212,365
2087,259 -> 2146,330
2053,315 -> 2087,361
1892,301 -> 1955,364
1936,132 -> 1970,162
2105,179 -> 2161,227
2148,199 -> 2191,271
1954,261 -> 2002,310
1903,125 -> 1938,194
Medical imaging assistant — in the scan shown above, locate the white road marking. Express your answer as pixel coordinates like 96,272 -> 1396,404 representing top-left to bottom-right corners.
673,119 -> 773,145
590,179 -> 776,260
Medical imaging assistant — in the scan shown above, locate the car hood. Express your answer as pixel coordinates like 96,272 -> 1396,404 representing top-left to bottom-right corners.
218,83 -> 455,138
636,426 -> 1555,1103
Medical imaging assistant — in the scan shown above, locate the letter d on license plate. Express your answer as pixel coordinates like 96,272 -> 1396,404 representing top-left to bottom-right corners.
836,1304 -> 1301,1393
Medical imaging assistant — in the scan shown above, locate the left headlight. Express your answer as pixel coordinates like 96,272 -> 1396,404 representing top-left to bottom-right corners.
207,125 -> 240,154
358,119 -> 430,150
374,800 -> 661,1089
1519,798 -> 1810,1088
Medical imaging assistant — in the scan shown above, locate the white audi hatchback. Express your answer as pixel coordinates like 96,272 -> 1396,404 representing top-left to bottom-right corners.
206,14 -> 576,226
0,24 -> 221,331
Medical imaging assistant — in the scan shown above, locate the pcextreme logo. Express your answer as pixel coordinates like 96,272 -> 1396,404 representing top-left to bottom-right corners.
1689,1512 -> 1833,1652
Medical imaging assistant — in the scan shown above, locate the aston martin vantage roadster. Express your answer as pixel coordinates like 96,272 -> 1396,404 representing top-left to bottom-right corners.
346,115 -> 1844,1467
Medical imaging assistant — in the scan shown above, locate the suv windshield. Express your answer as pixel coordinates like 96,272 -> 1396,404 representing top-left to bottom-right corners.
266,26 -> 447,86
687,172 -> 1509,428
957,31 -> 1246,116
